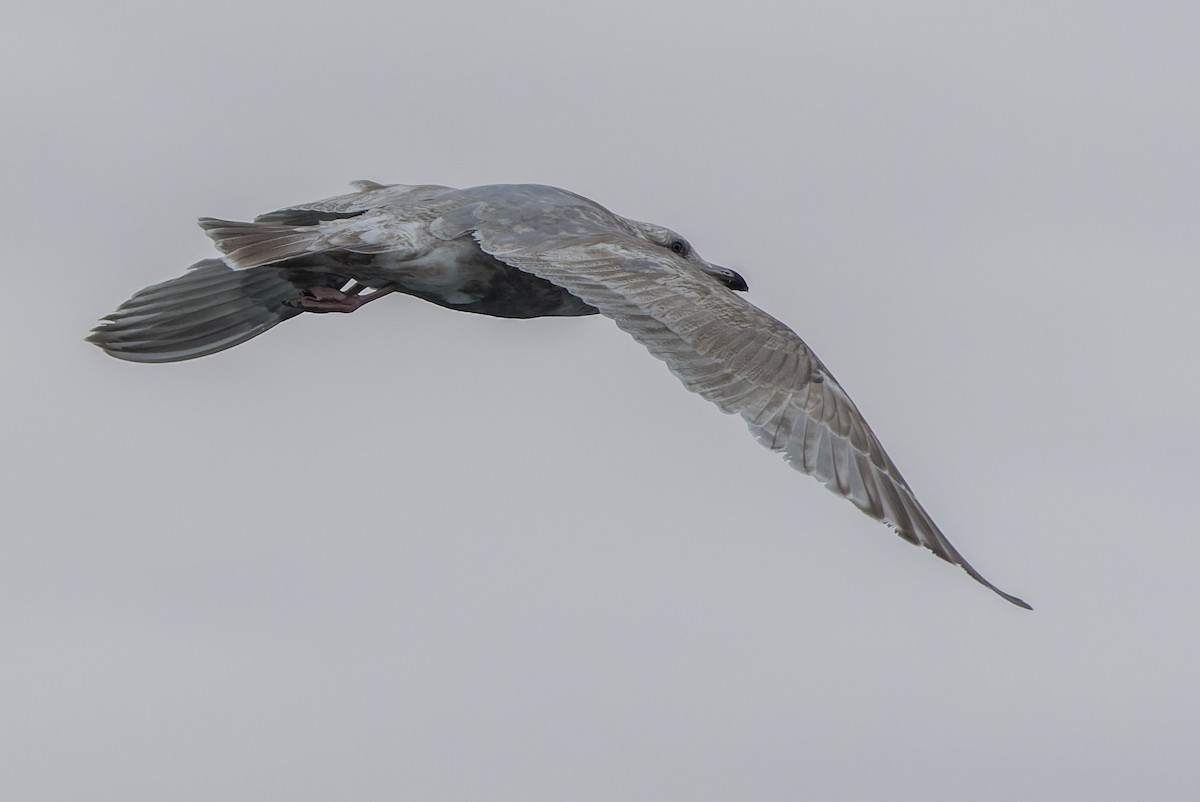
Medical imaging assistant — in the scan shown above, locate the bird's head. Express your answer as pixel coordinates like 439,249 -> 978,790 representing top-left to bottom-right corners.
626,220 -> 749,292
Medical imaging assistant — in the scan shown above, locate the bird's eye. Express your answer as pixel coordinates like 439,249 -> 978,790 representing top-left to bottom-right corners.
668,240 -> 688,255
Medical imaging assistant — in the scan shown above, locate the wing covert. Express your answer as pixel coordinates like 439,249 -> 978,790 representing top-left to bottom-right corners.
465,223 -> 1028,608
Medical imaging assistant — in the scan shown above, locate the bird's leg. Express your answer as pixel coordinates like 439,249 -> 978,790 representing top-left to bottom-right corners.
289,283 -> 398,313
353,284 -> 398,305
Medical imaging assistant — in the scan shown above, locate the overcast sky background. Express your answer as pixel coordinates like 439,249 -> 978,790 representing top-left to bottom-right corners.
3,2 -> 1198,800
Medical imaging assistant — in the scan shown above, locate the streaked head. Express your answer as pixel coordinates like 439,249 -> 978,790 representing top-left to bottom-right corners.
626,219 -> 749,292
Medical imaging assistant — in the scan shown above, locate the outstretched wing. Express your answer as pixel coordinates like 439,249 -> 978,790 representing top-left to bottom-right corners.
448,205 -> 1029,608
86,259 -> 346,362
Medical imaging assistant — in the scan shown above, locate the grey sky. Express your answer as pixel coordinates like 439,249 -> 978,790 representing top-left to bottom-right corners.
4,1 -> 1198,800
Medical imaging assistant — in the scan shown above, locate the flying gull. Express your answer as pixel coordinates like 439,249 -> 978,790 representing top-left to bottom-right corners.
88,181 -> 1030,609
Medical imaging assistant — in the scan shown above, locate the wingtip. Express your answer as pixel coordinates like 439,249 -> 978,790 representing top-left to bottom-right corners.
85,325 -> 111,348
998,589 -> 1034,610
966,568 -> 1033,610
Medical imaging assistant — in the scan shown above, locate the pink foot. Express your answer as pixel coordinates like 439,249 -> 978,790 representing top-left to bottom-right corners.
288,283 -> 397,313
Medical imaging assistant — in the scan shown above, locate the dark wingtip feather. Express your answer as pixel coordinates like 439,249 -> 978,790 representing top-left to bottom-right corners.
87,260 -> 309,363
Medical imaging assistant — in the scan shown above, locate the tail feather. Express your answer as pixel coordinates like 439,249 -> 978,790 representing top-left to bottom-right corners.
197,217 -> 321,269
87,260 -> 339,363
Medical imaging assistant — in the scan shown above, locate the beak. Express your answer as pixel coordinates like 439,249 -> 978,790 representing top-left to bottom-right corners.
702,262 -> 749,292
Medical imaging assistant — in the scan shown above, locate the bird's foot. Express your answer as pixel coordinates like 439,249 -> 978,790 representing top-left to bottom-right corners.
288,282 -> 397,313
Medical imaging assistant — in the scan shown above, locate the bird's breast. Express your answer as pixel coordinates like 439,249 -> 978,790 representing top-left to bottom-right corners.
373,237 -> 596,319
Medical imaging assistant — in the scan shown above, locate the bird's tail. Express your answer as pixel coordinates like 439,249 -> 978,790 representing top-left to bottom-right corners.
87,259 -> 341,363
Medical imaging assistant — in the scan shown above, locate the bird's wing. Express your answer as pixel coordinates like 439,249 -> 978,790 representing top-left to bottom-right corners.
85,259 -> 343,362
451,208 -> 1028,608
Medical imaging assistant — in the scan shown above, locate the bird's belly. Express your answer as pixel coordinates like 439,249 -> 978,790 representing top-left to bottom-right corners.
369,240 -> 597,319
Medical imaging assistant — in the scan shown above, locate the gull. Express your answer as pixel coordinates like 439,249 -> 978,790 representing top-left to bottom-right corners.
88,181 -> 1030,608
